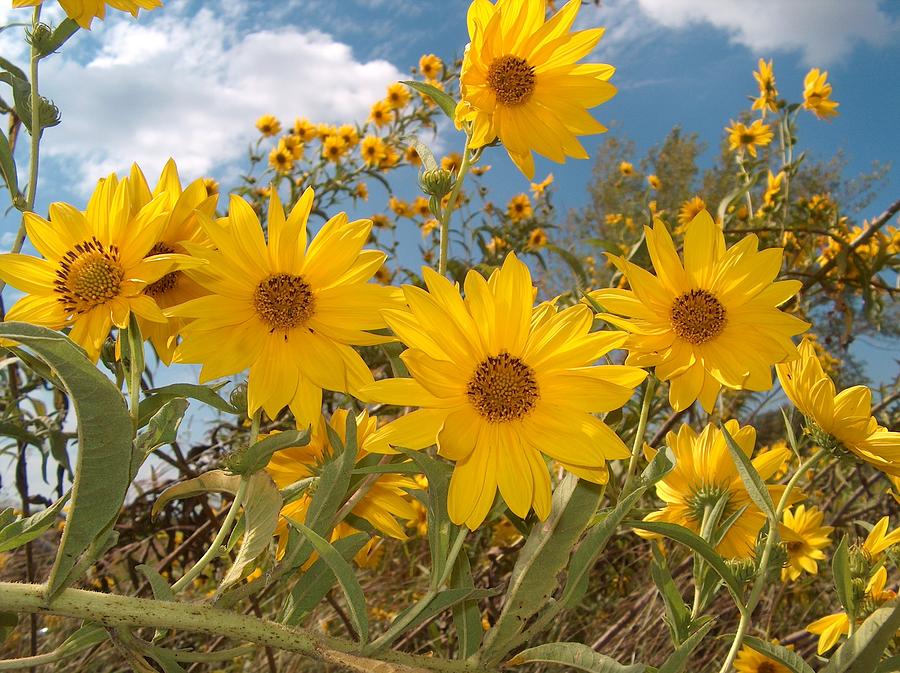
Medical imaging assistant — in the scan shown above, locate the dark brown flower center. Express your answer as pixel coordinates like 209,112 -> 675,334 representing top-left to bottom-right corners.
144,242 -> 178,297
671,289 -> 727,345
53,237 -> 123,314
253,273 -> 315,331
739,132 -> 756,144
487,55 -> 535,106
758,663 -> 777,673
467,352 -> 539,423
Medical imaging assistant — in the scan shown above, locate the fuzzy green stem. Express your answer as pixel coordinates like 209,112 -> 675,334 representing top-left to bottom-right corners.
716,448 -> 827,673
0,583 -> 482,673
438,135 -> 472,276
170,476 -> 249,594
621,377 -> 657,497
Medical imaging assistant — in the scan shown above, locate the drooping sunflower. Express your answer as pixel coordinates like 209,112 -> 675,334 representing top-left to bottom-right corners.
751,58 -> 778,115
127,159 -> 218,364
802,68 -> 839,119
807,566 -> 896,654
641,421 -> 794,559
265,409 -> 419,565
0,170 -> 188,361
12,0 -> 161,29
862,516 -> 900,559
781,505 -> 833,581
590,210 -> 809,412
762,170 -> 785,210
168,188 -> 400,427
726,119 -> 774,158
456,0 -> 616,179
361,253 -> 646,529
776,339 -> 900,476
734,643 -> 790,673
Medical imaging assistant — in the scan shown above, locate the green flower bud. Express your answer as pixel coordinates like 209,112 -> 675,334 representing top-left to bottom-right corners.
420,168 -> 455,198
230,382 -> 248,414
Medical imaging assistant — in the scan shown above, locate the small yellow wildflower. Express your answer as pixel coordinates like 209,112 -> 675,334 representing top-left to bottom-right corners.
803,68 -> 839,119
256,114 -> 281,137
726,119 -> 773,157
369,100 -> 394,127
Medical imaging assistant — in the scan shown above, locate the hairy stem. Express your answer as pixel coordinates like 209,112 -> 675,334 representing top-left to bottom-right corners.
621,377 -> 657,497
438,135 -> 472,276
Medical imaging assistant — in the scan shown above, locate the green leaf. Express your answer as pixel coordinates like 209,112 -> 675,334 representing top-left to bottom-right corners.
401,80 -> 457,120
288,521 -> 369,643
719,422 -> 775,520
304,416 -> 357,538
482,475 -> 604,665
56,623 -> 107,655
0,494 -> 68,553
151,469 -> 240,519
450,546 -> 482,658
821,600 -> 900,673
219,472 -> 281,591
0,323 -> 134,600
395,447 -> 454,587
138,383 -> 237,426
228,428 -> 310,475
136,564 -> 176,602
743,635 -> 815,673
383,587 -> 498,646
0,129 -> 19,199
626,520 -> 742,602
133,398 -> 188,479
0,420 -> 43,449
404,135 -> 439,173
650,544 -> 691,647
833,535 -> 855,617
562,449 -> 674,609
0,56 -> 27,81
506,642 -> 645,672
656,618 -> 714,673
281,532 -> 370,625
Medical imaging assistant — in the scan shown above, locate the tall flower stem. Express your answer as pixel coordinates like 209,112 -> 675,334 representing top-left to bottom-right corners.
0,6 -> 42,295
621,377 -> 657,497
437,135 -> 473,276
717,448 -> 827,673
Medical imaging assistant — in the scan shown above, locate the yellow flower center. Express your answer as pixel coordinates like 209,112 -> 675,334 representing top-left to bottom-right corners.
253,273 -> 315,331
670,289 -> 727,345
466,352 -> 539,423
487,55 -> 536,106
144,242 -> 178,297
54,237 -> 124,314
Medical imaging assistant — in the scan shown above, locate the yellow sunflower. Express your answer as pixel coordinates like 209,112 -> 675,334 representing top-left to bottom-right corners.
590,210 -> 808,412
418,54 -> 443,79
507,193 -> 532,222
126,160 -> 218,364
456,0 -> 616,179
266,409 -> 418,565
751,58 -> 778,115
807,566 -> 896,654
256,114 -> 282,137
676,196 -> 706,231
292,118 -> 317,143
360,135 -> 387,167
726,119 -> 774,158
12,0 -> 161,29
776,339 -> 900,476
762,170 -> 784,210
361,253 -> 646,529
781,504 -> 833,581
385,82 -> 411,110
862,516 -> 900,559
641,420 -> 794,559
0,169 -> 189,361
368,100 -> 394,128
647,174 -> 661,190
526,227 -> 548,249
619,161 -> 634,177
734,643 -> 790,673
802,68 -> 839,120
168,188 -> 400,427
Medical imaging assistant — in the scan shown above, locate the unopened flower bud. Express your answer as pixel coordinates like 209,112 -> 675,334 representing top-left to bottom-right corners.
420,168 -> 455,198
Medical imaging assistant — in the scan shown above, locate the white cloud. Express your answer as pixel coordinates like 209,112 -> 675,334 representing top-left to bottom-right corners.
33,1 -> 403,191
596,0 -> 899,66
